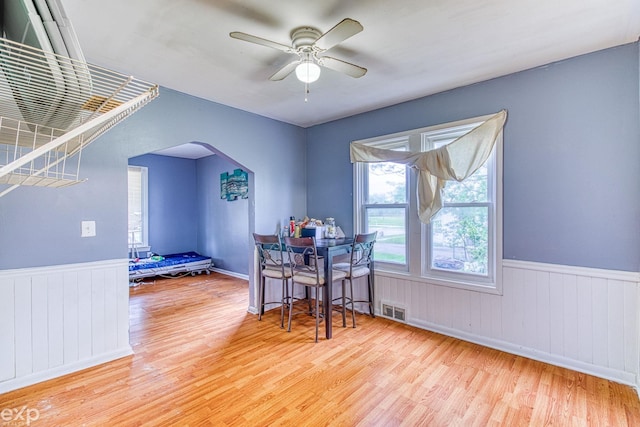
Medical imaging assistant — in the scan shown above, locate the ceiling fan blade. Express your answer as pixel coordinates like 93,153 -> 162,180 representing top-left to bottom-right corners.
317,56 -> 367,78
230,31 -> 295,53
269,60 -> 300,81
313,18 -> 363,51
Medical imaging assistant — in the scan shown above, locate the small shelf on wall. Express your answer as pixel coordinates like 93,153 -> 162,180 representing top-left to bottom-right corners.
0,37 -> 159,197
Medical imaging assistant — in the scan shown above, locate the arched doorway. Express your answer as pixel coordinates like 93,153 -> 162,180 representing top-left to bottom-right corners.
127,141 -> 255,308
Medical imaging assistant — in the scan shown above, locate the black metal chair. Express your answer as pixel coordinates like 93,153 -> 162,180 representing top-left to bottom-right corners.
253,233 -> 290,328
284,236 -> 347,342
332,232 -> 377,328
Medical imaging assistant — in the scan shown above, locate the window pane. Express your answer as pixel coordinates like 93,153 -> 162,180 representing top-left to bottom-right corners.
366,207 -> 406,264
128,168 -> 144,246
442,164 -> 488,203
430,206 -> 488,275
367,162 -> 406,204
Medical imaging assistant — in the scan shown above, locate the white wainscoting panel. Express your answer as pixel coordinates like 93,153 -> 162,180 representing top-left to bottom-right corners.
0,259 -> 132,393
375,260 -> 640,389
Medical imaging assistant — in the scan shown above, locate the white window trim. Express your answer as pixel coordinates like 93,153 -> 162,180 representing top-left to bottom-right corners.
353,114 -> 503,295
128,165 -> 150,253
355,136 -> 411,272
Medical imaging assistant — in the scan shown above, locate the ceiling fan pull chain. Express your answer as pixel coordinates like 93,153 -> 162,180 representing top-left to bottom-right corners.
305,81 -> 310,102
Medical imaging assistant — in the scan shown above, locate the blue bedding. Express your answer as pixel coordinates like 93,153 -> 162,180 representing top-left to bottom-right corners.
129,251 -> 213,279
129,251 -> 209,271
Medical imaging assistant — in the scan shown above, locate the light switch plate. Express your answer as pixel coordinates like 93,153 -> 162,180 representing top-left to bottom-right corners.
81,220 -> 96,237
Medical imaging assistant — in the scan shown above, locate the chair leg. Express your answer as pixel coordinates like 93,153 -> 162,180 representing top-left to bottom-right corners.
341,280 -> 347,327
315,288 -> 320,343
287,282 -> 294,332
279,278 -> 287,328
287,284 -> 324,342
349,278 -> 356,328
282,279 -> 293,328
258,275 -> 265,321
367,274 -> 375,318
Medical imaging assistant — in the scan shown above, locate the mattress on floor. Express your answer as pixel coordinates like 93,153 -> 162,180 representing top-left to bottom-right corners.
129,251 -> 213,279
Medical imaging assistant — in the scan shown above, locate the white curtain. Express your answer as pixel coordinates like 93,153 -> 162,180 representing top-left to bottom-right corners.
350,110 -> 508,223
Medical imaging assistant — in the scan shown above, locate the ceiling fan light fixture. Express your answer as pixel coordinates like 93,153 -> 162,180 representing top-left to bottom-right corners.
295,60 -> 321,83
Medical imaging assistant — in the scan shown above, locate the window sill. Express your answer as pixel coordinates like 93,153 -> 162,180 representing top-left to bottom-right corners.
373,267 -> 502,295
129,245 -> 151,256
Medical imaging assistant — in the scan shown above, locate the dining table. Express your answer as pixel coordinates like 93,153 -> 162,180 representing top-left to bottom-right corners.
314,237 -> 354,339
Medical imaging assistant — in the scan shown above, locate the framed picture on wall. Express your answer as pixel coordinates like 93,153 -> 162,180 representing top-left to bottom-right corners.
220,172 -> 228,199
220,168 -> 248,201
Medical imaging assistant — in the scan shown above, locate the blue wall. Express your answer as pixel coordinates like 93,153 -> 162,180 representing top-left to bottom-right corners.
1,43 -> 638,275
128,154 -> 199,255
0,88 -> 306,272
306,42 -> 640,272
0,137 -> 127,268
196,154 -> 249,274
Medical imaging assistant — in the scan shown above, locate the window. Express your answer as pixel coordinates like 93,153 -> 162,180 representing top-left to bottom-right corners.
360,138 -> 409,266
128,166 -> 149,252
354,114 -> 502,293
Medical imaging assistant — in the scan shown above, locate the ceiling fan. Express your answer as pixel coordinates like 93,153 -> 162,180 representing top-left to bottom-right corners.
230,18 -> 367,84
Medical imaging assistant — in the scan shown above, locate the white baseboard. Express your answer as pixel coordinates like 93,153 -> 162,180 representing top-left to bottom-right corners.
409,317 -> 638,389
0,347 -> 133,394
210,267 -> 248,281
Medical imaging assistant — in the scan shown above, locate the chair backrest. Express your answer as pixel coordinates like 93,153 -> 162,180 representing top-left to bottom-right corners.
253,233 -> 286,272
349,231 -> 377,271
284,236 -> 321,283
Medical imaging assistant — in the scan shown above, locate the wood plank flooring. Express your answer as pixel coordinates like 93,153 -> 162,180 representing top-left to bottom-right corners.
1,273 -> 639,426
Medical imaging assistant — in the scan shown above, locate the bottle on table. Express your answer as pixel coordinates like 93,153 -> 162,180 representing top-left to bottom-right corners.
289,216 -> 295,236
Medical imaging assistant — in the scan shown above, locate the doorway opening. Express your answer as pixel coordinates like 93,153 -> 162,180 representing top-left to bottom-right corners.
127,141 -> 255,303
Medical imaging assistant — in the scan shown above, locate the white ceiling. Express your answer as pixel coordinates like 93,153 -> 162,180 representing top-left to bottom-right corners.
64,0 -> 638,131
152,143 -> 215,159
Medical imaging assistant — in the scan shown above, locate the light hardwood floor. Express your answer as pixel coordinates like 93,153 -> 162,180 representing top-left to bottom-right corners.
2,273 -> 639,426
